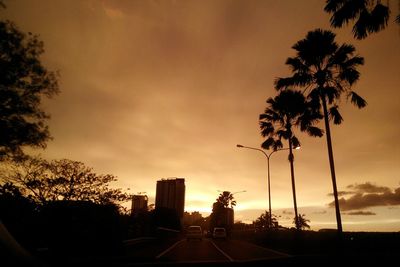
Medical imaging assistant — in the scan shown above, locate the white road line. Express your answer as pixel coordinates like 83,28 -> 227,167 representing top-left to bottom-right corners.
210,240 -> 234,262
155,239 -> 185,259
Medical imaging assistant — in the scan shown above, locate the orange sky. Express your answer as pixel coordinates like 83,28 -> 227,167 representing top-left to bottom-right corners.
3,0 -> 400,231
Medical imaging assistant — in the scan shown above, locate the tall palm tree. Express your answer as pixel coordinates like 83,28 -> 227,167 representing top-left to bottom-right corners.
275,29 -> 366,234
324,0 -> 398,40
259,90 -> 323,230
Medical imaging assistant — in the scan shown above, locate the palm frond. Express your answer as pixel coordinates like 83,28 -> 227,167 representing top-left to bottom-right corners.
276,129 -> 290,139
327,0 -> 366,28
286,57 -> 308,73
353,9 -> 370,39
330,43 -> 355,65
261,137 -> 277,150
323,86 -> 341,104
275,77 -> 295,90
259,121 -> 275,137
306,126 -> 324,137
272,139 -> 283,150
324,0 -> 345,13
329,105 -> 343,125
295,29 -> 337,65
340,67 -> 360,85
342,56 -> 364,69
369,3 -> 389,32
259,112 -> 274,121
291,136 -> 301,148
348,91 -> 367,108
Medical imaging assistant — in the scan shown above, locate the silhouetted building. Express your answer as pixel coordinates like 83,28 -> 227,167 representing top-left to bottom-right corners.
155,178 -> 185,218
131,195 -> 148,216
183,211 -> 204,226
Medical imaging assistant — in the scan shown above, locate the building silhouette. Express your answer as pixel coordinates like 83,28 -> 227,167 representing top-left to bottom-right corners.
155,178 -> 185,218
131,194 -> 148,216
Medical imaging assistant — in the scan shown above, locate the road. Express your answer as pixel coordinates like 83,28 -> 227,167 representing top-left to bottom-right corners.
120,237 -> 290,266
157,238 -> 289,263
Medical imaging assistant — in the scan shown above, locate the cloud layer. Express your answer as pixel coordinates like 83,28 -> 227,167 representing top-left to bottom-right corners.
329,182 -> 400,211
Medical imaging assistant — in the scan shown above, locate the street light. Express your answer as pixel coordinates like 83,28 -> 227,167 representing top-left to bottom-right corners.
236,144 -> 300,228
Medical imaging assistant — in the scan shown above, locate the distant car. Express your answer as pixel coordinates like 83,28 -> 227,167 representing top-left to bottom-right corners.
212,227 -> 227,239
186,226 -> 203,240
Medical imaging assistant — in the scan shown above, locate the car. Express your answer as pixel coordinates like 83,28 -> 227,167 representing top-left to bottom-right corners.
212,227 -> 227,239
186,225 -> 203,240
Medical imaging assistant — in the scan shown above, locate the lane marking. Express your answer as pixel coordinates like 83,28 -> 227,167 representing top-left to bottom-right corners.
155,239 -> 185,259
210,240 -> 234,262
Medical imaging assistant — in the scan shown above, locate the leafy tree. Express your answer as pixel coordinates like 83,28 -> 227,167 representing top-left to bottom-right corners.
293,213 -> 311,230
259,90 -> 323,229
254,211 -> 280,231
216,191 -> 237,208
324,0 -> 399,39
0,18 -> 59,160
276,29 -> 366,233
1,157 -> 131,209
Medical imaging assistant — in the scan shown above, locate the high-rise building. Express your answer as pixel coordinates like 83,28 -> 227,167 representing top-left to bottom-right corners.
155,178 -> 185,218
131,195 -> 148,216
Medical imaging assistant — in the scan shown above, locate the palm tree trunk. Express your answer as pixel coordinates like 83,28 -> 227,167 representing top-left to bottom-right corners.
288,137 -> 299,230
321,96 -> 343,234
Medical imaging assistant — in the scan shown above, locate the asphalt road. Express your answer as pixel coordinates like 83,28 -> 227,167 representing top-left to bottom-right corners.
155,238 -> 290,265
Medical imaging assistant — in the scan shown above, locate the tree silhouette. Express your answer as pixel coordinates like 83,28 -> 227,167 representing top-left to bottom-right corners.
324,0 -> 398,39
254,211 -> 280,231
276,29 -> 366,233
293,213 -> 311,230
259,90 -> 323,230
1,157 -> 131,209
216,191 -> 237,208
0,20 -> 59,160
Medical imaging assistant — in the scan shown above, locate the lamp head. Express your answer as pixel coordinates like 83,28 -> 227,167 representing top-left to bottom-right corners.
236,144 -> 244,148
294,146 -> 301,150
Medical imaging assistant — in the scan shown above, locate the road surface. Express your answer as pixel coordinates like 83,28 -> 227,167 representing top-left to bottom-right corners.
125,237 -> 291,265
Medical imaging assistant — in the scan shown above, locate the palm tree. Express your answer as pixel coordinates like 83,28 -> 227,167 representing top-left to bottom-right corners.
216,191 -> 236,208
294,213 -> 311,230
259,90 -> 323,230
254,211 -> 280,231
275,29 -> 366,234
324,0 -> 399,40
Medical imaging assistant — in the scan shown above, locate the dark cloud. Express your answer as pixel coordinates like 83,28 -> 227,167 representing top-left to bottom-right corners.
344,211 -> 376,216
347,182 -> 391,194
327,191 -> 353,197
282,210 -> 293,215
312,210 -> 327,214
328,183 -> 400,211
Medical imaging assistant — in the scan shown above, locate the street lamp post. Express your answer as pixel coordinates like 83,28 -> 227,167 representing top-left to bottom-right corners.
236,144 -> 300,228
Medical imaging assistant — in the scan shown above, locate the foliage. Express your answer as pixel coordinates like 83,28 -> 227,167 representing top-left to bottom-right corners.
259,90 -> 322,229
209,200 -> 234,233
294,214 -> 311,230
324,0 -> 397,39
0,19 -> 59,160
259,90 -> 323,151
1,157 -> 131,209
216,191 -> 237,208
254,211 -> 280,231
275,29 -> 366,115
275,29 -> 366,233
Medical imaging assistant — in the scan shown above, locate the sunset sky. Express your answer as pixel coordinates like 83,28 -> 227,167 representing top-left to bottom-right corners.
3,0 -> 399,231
